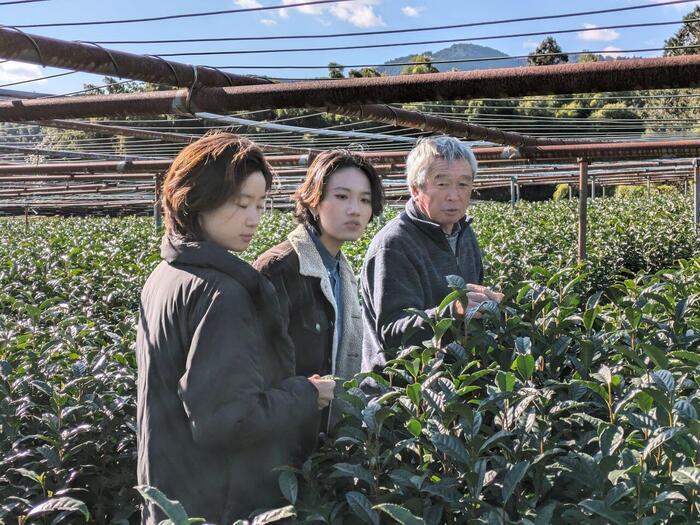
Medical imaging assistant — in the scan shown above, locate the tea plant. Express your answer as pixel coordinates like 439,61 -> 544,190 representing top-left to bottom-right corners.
288,263 -> 700,524
0,192 -> 698,523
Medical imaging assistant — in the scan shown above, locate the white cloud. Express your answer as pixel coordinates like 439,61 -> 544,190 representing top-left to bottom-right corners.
259,18 -> 277,25
601,46 -> 625,58
402,5 -> 422,17
522,39 -> 539,50
279,0 -> 385,27
281,0 -> 326,15
315,17 -> 333,27
578,23 -> 620,42
330,2 -> 385,27
234,0 -> 263,8
0,61 -> 44,84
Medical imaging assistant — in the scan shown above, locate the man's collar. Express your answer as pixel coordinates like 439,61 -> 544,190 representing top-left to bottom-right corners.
405,198 -> 470,236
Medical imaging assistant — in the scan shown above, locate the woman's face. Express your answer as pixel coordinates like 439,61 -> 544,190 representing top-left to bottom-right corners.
199,171 -> 267,252
313,167 -> 374,247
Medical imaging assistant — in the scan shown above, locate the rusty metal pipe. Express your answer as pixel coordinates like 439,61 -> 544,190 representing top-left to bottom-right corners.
0,173 -> 158,182
37,119 -> 322,155
0,199 -> 154,209
3,55 -> 700,122
694,159 -> 700,227
327,103 -> 571,147
1,139 -> 700,182
0,26 -> 269,88
37,119 -> 197,143
578,158 -> 589,262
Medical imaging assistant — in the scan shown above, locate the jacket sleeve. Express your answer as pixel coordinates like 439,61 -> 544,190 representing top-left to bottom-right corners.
362,247 -> 440,351
177,284 -> 318,451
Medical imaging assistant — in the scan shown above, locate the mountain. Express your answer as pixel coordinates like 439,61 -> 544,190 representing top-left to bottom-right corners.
376,43 -> 527,75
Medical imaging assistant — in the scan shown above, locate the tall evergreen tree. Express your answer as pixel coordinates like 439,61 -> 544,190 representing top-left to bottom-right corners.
527,37 -> 569,66
328,62 -> 345,79
664,6 -> 700,55
400,54 -> 439,75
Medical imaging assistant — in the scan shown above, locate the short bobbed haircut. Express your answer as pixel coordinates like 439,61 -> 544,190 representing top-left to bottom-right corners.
405,135 -> 478,189
161,131 -> 272,240
293,150 -> 385,231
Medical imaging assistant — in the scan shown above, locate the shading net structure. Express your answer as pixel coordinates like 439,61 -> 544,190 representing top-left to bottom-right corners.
0,7 -> 699,256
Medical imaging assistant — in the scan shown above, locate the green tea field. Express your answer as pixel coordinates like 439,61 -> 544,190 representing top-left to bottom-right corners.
1,192 -> 699,524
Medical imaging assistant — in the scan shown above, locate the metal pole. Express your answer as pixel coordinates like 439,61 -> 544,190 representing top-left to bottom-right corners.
0,26 -> 269,88
647,176 -> 651,196
328,104 -> 568,148
154,204 -> 162,231
24,207 -> 28,227
3,28 -> 700,93
578,158 -> 589,263
39,119 -> 196,144
5,55 -> 700,124
590,176 -> 596,201
154,174 -> 163,232
568,184 -> 573,201
684,178 -> 688,195
510,176 -> 517,208
602,185 -> 606,198
694,159 -> 700,228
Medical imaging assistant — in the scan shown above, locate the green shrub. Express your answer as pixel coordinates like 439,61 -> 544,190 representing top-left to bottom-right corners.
1,193 -> 698,523
289,263 -> 700,523
552,183 -> 574,201
615,184 -> 680,198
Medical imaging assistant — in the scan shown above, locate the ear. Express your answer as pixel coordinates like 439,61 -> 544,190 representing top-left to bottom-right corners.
409,184 -> 420,200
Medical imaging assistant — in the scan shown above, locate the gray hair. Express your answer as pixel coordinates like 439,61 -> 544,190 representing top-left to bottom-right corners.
405,136 -> 478,189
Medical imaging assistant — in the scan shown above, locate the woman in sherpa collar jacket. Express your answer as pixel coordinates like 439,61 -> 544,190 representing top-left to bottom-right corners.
254,150 -> 385,456
136,133 -> 335,525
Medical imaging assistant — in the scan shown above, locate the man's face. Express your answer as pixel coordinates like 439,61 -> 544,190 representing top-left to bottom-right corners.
410,158 -> 473,234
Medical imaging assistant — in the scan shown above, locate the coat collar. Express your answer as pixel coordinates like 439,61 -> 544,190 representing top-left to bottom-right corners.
161,235 -> 260,296
404,198 -> 472,245
287,224 -> 353,280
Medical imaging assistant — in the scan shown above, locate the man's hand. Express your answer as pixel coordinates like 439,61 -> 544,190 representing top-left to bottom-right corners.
452,284 -> 504,318
309,374 -> 335,410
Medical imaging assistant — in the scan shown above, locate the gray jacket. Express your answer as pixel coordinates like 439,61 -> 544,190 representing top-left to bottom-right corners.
136,236 -> 318,524
360,199 -> 483,374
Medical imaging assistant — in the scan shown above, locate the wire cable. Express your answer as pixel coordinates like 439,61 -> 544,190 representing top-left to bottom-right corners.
12,0 -> 352,29
0,71 -> 76,88
153,19 -> 700,57
195,112 -> 417,143
211,44 -> 700,69
92,0 -> 698,44
0,0 -> 48,4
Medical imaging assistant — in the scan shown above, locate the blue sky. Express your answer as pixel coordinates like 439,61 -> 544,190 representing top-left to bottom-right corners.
1,0 -> 698,95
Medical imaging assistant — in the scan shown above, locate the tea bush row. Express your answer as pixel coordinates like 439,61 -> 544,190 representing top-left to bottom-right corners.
0,193 -> 698,523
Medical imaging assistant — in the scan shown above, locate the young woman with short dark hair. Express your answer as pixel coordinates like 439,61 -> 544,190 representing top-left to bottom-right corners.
254,150 -> 385,455
136,132 -> 335,524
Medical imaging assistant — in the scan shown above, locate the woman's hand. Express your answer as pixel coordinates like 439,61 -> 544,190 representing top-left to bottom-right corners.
309,374 -> 336,410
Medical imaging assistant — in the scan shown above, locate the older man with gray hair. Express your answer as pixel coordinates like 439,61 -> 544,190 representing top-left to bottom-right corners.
360,135 -> 502,375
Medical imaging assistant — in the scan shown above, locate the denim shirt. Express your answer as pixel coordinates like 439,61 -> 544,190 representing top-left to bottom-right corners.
307,226 -> 343,351
445,221 -> 463,256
